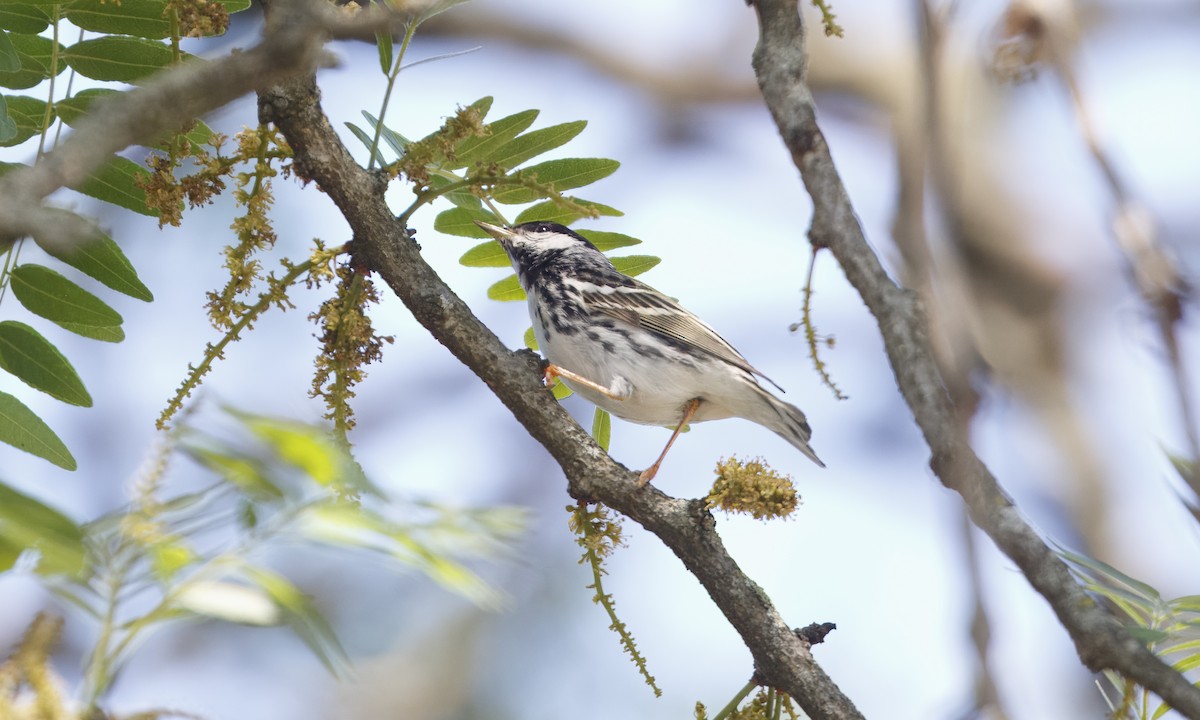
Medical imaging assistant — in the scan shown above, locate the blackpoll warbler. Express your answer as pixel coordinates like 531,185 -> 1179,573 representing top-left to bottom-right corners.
476,220 -> 825,485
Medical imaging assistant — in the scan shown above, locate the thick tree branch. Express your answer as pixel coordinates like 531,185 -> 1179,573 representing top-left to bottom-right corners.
258,17 -> 861,720
749,0 -> 1200,716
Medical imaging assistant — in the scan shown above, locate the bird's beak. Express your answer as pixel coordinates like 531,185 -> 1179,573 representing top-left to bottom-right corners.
474,220 -> 516,244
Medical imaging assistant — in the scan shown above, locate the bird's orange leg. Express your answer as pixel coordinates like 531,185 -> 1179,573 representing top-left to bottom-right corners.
544,363 -> 629,402
638,398 -> 702,487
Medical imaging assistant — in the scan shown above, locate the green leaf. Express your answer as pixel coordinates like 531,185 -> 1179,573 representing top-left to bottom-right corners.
219,0 -> 252,12
486,120 -> 586,170
375,29 -> 393,75
591,408 -> 611,451
0,95 -> 14,143
361,111 -> 409,158
434,206 -> 500,238
232,410 -> 383,498
63,36 -> 177,83
611,255 -> 660,278
53,87 -> 118,126
1059,548 -> 1161,603
514,198 -> 622,225
343,121 -> 388,167
415,0 -> 472,23
242,566 -> 350,676
75,156 -> 154,216
579,230 -> 641,252
175,579 -> 280,624
0,390 -> 76,470
0,32 -> 63,90
0,30 -> 19,72
0,94 -> 52,147
0,482 -> 85,575
36,225 -> 154,301
65,0 -> 172,39
458,240 -> 508,268
450,109 -> 538,170
427,172 -> 479,210
9,264 -> 124,342
298,502 -> 506,609
183,445 -> 284,501
550,378 -> 572,399
491,158 -> 620,204
0,5 -> 51,34
522,325 -> 538,351
0,321 -> 92,407
486,274 -> 524,302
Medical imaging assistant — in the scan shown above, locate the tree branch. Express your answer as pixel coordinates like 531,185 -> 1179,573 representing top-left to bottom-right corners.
748,0 -> 1200,716
257,11 -> 862,720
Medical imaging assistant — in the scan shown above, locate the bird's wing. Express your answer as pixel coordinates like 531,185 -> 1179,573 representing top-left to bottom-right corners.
578,277 -> 786,393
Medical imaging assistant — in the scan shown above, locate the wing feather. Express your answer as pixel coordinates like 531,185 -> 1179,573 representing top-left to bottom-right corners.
577,278 -> 785,392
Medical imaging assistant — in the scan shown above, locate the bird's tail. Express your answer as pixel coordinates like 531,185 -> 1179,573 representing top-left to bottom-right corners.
751,388 -> 825,468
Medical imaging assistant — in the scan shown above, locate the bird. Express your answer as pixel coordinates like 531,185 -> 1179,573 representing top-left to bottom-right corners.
475,220 -> 824,486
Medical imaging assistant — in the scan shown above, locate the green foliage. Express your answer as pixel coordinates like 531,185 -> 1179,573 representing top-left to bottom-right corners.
697,685 -> 801,720
706,456 -> 800,521
0,408 -> 525,715
1060,547 -> 1200,719
0,0 -> 249,468
568,502 -> 661,697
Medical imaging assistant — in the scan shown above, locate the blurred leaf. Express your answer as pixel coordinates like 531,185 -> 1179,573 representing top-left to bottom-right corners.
491,158 -> 619,205
76,156 -> 154,215
343,121 -> 388,166
591,408 -> 611,451
375,29 -> 392,75
175,580 -> 281,625
486,120 -> 586,170
0,481 -> 85,576
53,87 -> 119,126
36,224 -> 154,301
579,230 -> 641,252
149,536 -> 197,580
0,6 -> 50,34
427,172 -> 479,210
0,33 -> 62,90
486,274 -> 524,302
0,95 -> 15,143
232,410 -> 383,498
550,378 -> 572,400
361,111 -> 409,158
219,0 -> 251,12
1125,626 -> 1170,645
9,264 -> 125,342
523,325 -> 537,351
0,94 -> 51,146
450,109 -> 537,170
0,390 -> 75,470
1060,548 -> 1162,603
458,240 -> 508,268
63,36 -> 178,83
611,255 -> 660,278
0,321 -> 93,407
514,197 -> 622,225
434,206 -> 499,238
305,503 -> 505,608
242,566 -> 350,676
0,32 -> 15,74
415,0 -> 472,23
65,0 -> 172,39
183,445 -> 284,501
